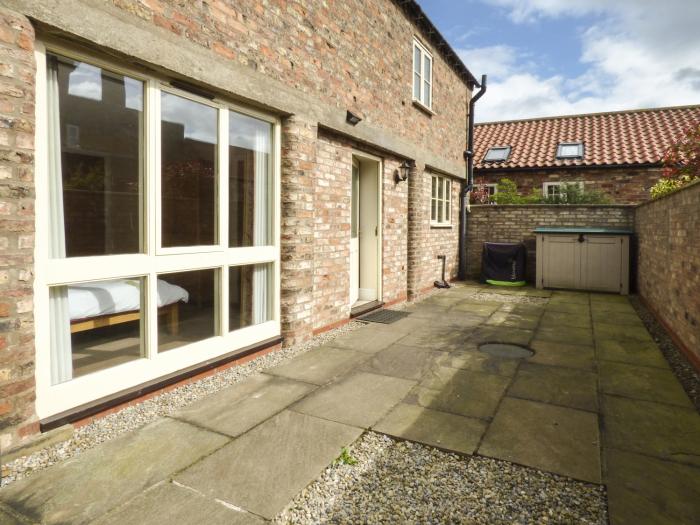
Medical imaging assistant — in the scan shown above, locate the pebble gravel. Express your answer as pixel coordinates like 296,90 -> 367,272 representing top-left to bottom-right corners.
630,296 -> 700,411
276,432 -> 607,525
0,320 -> 364,487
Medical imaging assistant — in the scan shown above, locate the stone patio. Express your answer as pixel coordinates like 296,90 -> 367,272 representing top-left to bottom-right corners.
1,283 -> 699,524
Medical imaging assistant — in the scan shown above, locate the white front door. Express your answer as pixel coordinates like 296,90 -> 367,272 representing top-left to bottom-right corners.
349,161 -> 360,305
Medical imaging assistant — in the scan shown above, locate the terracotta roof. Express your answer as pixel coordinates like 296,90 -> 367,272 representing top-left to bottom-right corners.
474,105 -> 700,170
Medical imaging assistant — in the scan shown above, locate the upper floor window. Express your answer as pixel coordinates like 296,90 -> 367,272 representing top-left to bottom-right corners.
484,146 -> 511,162
413,39 -> 433,109
556,142 -> 584,159
431,175 -> 451,225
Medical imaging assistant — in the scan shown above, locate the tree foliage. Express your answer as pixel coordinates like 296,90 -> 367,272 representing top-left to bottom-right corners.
651,124 -> 700,198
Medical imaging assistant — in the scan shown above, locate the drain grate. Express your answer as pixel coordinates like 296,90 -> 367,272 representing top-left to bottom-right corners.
479,342 -> 534,359
358,309 -> 410,324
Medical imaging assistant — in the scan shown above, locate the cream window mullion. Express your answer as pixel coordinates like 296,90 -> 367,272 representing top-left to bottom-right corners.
219,108 -> 230,335
145,79 -> 159,358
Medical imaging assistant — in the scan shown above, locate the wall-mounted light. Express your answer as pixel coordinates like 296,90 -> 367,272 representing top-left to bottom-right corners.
346,110 -> 362,126
395,160 -> 413,183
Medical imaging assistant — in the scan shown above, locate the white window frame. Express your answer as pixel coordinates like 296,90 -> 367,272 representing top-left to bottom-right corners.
484,183 -> 498,202
483,146 -> 511,162
543,181 -> 585,198
33,42 -> 282,418
412,38 -> 433,110
430,175 -> 451,226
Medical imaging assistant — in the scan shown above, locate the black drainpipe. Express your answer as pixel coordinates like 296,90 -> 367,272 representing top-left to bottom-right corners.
458,74 -> 487,281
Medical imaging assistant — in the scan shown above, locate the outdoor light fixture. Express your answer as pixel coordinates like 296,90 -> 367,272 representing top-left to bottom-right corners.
396,160 -> 413,183
346,110 -> 362,126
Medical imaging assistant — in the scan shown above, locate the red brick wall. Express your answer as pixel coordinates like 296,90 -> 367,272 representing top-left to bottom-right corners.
107,0 -> 468,166
312,130 -> 409,331
0,8 -> 38,451
408,168 -> 460,298
466,205 -> 635,282
474,167 -> 661,204
636,180 -> 700,366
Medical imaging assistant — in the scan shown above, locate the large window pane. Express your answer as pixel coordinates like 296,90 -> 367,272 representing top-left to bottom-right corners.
229,263 -> 273,331
48,54 -> 143,258
161,92 -> 217,247
158,269 -> 217,352
50,277 -> 145,384
229,112 -> 272,247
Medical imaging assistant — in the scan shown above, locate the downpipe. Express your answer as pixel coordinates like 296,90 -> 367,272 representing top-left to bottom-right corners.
458,74 -> 487,281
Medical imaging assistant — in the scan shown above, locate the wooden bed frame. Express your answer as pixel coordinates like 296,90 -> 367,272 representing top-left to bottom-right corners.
70,302 -> 180,335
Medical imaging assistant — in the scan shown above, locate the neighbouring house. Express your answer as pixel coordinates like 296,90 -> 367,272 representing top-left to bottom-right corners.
473,105 -> 700,203
0,1 -> 481,450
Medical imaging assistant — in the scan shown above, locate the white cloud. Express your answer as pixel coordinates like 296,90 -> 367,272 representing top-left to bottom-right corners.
460,0 -> 700,121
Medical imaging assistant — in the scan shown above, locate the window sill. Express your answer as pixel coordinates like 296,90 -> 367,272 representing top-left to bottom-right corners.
412,99 -> 435,116
430,223 -> 452,229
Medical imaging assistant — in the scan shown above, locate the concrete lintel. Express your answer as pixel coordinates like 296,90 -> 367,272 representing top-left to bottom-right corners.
10,0 -> 464,178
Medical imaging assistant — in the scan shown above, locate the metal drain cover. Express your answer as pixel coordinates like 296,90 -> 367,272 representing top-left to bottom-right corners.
479,343 -> 534,359
359,309 -> 410,324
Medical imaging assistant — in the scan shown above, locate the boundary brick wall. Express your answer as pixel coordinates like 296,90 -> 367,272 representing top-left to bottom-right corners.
635,180 -> 700,366
0,8 -> 38,451
475,167 -> 661,204
466,205 -> 635,282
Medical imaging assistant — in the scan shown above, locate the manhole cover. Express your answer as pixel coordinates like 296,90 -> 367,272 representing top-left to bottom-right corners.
479,343 -> 534,359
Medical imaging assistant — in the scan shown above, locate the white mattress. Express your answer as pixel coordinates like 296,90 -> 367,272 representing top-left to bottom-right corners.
68,279 -> 189,321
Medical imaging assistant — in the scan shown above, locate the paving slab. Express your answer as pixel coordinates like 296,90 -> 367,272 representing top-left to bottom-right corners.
172,373 -> 316,437
536,326 -> 593,346
175,410 -> 362,520
604,448 -> 700,525
602,395 -> 700,467
467,326 -> 534,346
93,481 -> 263,525
540,310 -> 591,329
486,311 -> 541,330
358,344 -> 445,381
265,345 -> 367,385
330,324 -> 406,354
374,403 -> 487,455
545,301 -> 591,314
0,505 -> 27,525
434,348 -> 520,377
591,310 -> 645,326
397,327 -> 470,352
599,361 -> 693,408
549,291 -> 590,304
594,323 -> 654,343
406,366 -> 510,419
292,371 -> 416,428
596,339 -> 670,369
500,303 -> 546,316
422,294 -> 465,307
590,302 -> 637,315
529,340 -> 596,370
478,397 -> 601,483
508,362 -> 598,412
0,418 -> 229,525
590,293 -> 630,304
452,300 -> 502,316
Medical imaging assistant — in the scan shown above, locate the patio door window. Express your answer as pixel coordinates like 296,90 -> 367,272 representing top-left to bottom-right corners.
36,46 -> 280,417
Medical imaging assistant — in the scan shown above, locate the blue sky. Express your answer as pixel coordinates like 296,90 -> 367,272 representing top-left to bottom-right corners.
418,0 -> 700,122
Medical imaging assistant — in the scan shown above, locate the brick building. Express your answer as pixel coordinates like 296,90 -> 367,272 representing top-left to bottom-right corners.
0,1 -> 479,450
473,105 -> 700,204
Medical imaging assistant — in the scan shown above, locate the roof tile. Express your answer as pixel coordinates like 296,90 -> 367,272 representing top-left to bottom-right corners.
475,105 -> 700,170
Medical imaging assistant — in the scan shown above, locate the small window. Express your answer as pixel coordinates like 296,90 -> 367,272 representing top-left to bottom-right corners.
431,175 -> 451,226
483,146 -> 511,162
413,39 -> 433,110
543,181 -> 584,199
556,142 -> 584,159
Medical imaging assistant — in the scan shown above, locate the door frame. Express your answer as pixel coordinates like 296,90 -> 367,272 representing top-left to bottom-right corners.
351,150 -> 383,304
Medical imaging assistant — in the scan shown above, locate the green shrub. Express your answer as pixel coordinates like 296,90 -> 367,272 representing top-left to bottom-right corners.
650,174 -> 698,199
492,178 -> 540,204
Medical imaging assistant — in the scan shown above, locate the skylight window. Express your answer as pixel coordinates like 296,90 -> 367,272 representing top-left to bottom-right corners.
483,146 -> 511,162
556,142 -> 584,159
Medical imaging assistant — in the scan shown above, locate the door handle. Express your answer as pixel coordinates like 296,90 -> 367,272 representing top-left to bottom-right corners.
578,234 -> 585,243
375,226 -> 378,236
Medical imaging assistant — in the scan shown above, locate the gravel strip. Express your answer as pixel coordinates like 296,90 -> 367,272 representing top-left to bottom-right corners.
0,320 -> 365,487
275,432 -> 607,525
455,291 -> 549,306
629,296 -> 700,411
